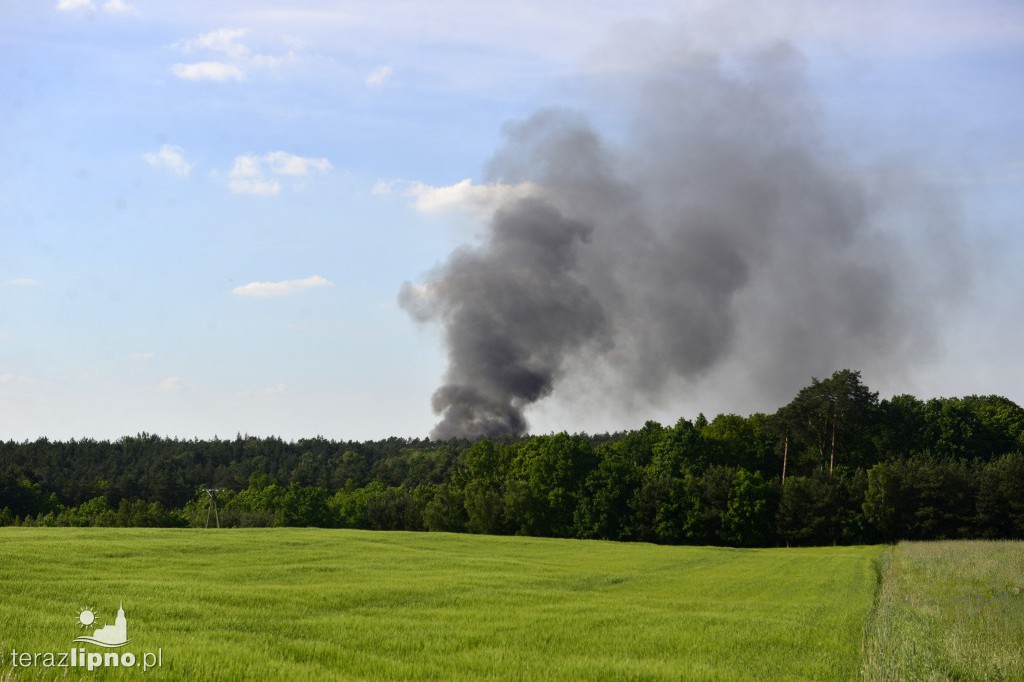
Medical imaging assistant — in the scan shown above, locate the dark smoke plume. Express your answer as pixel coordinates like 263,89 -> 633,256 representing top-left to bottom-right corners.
399,199 -> 608,439
401,42 -> 963,440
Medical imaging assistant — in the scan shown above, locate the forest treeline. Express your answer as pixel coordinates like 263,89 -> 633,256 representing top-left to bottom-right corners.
3,370 -> 1023,546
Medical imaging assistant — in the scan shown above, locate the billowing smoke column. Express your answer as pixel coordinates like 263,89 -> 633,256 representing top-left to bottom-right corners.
399,199 -> 608,438
401,43 -> 961,440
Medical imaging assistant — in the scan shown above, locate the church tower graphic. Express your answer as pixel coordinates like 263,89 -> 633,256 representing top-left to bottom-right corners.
74,601 -> 130,648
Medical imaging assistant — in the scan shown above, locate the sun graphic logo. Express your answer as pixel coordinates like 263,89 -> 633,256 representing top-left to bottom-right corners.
5,599 -> 163,672
78,607 -> 96,627
74,601 -> 130,648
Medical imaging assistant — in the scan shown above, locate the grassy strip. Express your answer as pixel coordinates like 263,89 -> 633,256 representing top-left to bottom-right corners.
862,540 -> 1024,680
0,528 -> 879,680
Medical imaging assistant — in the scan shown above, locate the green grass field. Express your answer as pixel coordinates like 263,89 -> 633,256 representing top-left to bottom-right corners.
2,531 -> 1020,680
862,541 -> 1024,681
0,529 -> 880,680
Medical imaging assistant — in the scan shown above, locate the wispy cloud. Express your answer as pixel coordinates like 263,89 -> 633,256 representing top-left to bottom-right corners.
227,154 -> 279,196
225,151 -> 332,196
176,27 -> 250,58
56,0 -> 94,11
231,275 -> 333,297
6,278 -> 39,288
171,27 -> 296,82
374,178 -> 541,218
170,61 -> 246,82
262,151 -> 332,176
57,0 -> 137,15
365,65 -> 393,87
130,352 -> 155,361
142,144 -> 193,176
160,376 -> 184,392
102,0 -> 136,15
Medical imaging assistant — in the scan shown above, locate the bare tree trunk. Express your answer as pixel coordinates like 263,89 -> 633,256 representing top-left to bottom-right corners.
781,436 -> 789,486
812,417 -> 826,466
829,404 -> 837,476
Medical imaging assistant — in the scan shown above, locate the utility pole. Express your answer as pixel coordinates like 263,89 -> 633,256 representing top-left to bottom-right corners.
202,488 -> 222,528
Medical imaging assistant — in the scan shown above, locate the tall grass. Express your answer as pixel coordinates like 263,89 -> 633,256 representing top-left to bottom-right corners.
0,529 -> 880,680
862,540 -> 1024,680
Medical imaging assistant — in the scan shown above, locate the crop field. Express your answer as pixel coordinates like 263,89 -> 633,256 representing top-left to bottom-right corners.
862,540 -> 1024,681
0,529 -> 881,680
2,531 -> 1019,681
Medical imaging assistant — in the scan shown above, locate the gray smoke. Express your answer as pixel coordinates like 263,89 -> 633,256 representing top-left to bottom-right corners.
401,42 -> 963,440
399,198 -> 609,438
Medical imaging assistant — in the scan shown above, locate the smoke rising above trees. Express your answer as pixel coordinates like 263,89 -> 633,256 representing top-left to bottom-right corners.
401,40 -> 964,440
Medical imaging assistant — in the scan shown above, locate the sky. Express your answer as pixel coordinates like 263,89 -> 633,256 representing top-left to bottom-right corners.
1,0 -> 1023,441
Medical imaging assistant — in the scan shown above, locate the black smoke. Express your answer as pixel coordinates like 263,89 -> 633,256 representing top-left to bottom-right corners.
399,199 -> 608,439
401,43 -> 963,439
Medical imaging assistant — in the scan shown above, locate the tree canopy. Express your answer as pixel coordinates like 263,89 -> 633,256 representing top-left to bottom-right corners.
3,370 -> 1023,546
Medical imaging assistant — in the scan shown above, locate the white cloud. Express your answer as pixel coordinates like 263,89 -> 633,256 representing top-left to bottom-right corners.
170,61 -> 246,82
365,65 -> 393,87
177,28 -> 250,58
160,376 -> 184,392
225,152 -> 331,196
56,0 -> 94,11
228,154 -> 262,178
130,352 -> 155,361
376,178 -> 542,218
102,0 -> 136,15
249,53 -> 289,70
171,27 -> 297,83
231,275 -> 333,297
0,331 -> 9,341
57,0 -> 138,15
142,144 -> 193,177
263,151 -> 332,176
7,278 -> 39,287
227,154 -> 279,195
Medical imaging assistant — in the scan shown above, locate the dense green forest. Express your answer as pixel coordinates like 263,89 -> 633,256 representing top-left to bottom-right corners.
3,370 -> 1023,546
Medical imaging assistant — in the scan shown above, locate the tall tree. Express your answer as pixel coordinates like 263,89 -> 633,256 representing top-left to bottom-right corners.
776,370 -> 879,475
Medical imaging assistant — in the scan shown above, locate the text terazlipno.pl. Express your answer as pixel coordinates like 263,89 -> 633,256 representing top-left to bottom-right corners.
8,647 -> 163,672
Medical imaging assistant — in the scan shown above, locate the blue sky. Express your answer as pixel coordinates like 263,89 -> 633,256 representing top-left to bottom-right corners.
2,0 -> 1023,441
